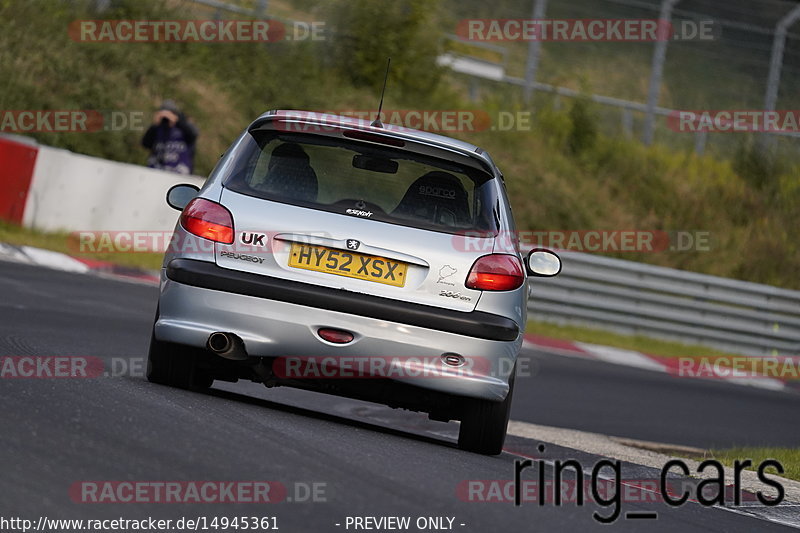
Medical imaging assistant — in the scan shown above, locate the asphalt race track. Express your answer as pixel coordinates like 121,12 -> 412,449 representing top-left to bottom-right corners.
1,260 -> 798,532
513,349 -> 800,449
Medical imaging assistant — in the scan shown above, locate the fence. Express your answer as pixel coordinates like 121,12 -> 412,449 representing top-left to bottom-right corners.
442,0 -> 800,158
528,251 -> 800,357
183,0 -> 800,158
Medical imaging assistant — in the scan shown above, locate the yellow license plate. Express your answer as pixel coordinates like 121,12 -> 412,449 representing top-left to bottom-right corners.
288,243 -> 408,287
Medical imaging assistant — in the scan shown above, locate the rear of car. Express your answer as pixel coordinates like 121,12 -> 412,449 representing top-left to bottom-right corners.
148,111 -> 542,455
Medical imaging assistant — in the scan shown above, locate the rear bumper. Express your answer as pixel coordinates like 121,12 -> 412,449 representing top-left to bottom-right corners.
166,259 -> 519,342
156,259 -> 522,401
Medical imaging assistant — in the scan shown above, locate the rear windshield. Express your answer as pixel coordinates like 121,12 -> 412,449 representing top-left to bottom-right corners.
221,130 -> 498,235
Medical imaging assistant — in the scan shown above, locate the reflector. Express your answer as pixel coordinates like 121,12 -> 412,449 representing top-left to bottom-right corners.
318,328 -> 355,344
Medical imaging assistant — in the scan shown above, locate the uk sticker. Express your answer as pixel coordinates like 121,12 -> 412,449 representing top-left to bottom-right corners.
240,232 -> 267,247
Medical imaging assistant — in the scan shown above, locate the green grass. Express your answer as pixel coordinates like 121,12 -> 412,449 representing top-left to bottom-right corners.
526,319 -> 740,359
709,448 -> 800,482
0,222 -> 163,271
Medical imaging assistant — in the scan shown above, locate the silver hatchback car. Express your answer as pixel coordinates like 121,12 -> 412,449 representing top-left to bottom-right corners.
148,110 -> 561,455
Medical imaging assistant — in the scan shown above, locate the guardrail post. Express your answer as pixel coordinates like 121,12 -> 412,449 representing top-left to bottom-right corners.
523,0 -> 548,104
761,5 -> 800,150
642,0 -> 679,146
694,129 -> 707,155
621,108 -> 633,138
469,78 -> 479,102
256,0 -> 268,18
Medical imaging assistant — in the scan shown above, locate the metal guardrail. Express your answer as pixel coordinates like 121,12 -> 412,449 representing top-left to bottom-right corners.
187,0 -> 301,30
527,251 -> 800,357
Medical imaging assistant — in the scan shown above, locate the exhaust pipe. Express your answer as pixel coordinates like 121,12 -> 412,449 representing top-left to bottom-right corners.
207,332 -> 248,361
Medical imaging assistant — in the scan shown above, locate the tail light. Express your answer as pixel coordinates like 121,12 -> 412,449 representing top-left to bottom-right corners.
180,198 -> 234,244
466,254 -> 524,291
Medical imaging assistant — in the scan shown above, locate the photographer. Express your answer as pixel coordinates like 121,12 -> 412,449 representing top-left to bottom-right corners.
141,100 -> 198,175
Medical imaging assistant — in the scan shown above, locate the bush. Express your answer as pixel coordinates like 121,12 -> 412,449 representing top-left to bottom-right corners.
325,0 -> 443,96
732,138 -> 783,191
566,97 -> 597,155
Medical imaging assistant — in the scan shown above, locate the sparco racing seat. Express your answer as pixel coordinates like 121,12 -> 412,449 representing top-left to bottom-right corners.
392,171 -> 471,227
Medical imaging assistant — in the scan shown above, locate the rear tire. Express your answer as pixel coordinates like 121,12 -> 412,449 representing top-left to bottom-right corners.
146,310 -> 213,391
457,367 -> 515,455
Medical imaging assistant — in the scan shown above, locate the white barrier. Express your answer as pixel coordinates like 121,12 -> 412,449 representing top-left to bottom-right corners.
22,145 -> 205,232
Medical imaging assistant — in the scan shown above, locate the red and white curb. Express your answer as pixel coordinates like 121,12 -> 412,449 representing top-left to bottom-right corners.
523,334 -> 798,394
0,243 -> 159,284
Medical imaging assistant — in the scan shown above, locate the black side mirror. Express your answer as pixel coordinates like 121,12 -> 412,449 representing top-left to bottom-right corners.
166,184 -> 200,211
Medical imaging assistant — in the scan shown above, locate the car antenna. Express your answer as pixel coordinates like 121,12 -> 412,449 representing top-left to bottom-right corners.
371,57 -> 391,128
